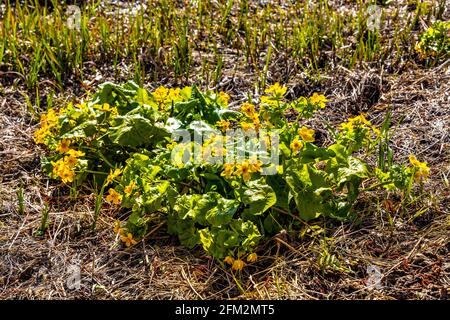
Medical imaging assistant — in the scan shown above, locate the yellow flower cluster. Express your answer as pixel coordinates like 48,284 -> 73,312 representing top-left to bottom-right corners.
216,120 -> 232,131
152,86 -> 181,109
239,102 -> 261,131
34,109 -> 59,144
339,114 -> 380,136
56,139 -> 71,153
409,155 -> 430,181
217,92 -> 230,106
289,126 -> 315,154
264,82 -> 287,97
221,158 -> 263,181
114,220 -> 138,247
309,92 -> 328,109
51,145 -> 85,184
223,253 -> 258,270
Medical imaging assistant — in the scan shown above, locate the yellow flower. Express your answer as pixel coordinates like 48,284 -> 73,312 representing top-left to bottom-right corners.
290,137 -> 304,154
106,168 -> 123,185
168,88 -> 181,102
113,220 -> 122,235
372,126 -> 381,136
415,42 -> 423,55
76,102 -> 88,111
409,155 -> 430,181
309,92 -> 328,108
264,82 -> 287,97
240,122 -> 254,132
34,127 -> 51,144
45,109 -> 59,127
231,259 -> 245,271
218,92 -> 230,105
66,149 -> 85,158
349,114 -> 371,126
39,114 -> 49,128
339,121 -> 354,131
166,141 -> 178,151
260,95 -> 277,106
216,120 -> 231,131
60,168 -> 74,184
99,103 -> 118,115
409,155 -> 421,167
221,163 -> 235,179
56,139 -> 71,153
235,161 -> 252,182
51,159 -> 64,176
298,126 -> 315,142
247,253 -> 258,263
106,188 -> 122,205
248,157 -> 263,173
64,155 -> 78,167
224,256 -> 235,265
240,102 -> 256,117
120,233 -> 138,247
124,181 -> 136,196
152,86 -> 169,105
51,158 -> 75,183
251,114 -> 261,130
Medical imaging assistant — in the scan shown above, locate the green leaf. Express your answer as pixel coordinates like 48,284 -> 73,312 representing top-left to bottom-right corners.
135,88 -> 152,106
218,109 -> 241,120
298,143 -> 336,163
230,219 -> 261,252
168,214 -> 200,249
263,211 -> 282,234
235,179 -> 277,217
205,198 -> 239,226
266,175 -> 290,210
285,164 -> 330,221
61,120 -> 97,139
91,81 -> 138,106
108,114 -> 169,147
336,157 -> 368,188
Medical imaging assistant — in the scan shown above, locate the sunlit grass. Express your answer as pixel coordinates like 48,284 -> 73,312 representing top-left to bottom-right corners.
0,0 -> 446,90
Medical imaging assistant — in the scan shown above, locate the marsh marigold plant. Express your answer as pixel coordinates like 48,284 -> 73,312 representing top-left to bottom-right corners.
34,81 -> 427,270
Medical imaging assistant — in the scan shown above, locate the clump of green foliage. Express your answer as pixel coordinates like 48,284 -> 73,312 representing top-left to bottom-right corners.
34,81 -> 429,269
415,20 -> 450,62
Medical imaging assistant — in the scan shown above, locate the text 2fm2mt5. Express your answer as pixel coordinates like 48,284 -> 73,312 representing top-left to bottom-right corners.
175,304 -> 275,317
